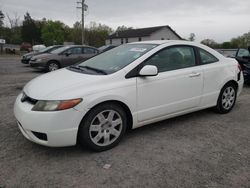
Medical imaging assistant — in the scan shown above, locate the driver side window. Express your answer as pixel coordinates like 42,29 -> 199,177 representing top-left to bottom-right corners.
65,47 -> 82,55
144,46 -> 196,73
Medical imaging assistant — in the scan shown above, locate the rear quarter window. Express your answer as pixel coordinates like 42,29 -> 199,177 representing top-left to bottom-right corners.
199,48 -> 219,65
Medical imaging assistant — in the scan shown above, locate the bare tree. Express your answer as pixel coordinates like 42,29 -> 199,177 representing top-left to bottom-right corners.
188,33 -> 196,41
0,10 -> 4,27
6,12 -> 20,28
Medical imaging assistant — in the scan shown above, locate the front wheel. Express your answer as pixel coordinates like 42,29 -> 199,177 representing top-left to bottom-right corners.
78,103 -> 127,152
215,83 -> 237,114
47,61 -> 60,72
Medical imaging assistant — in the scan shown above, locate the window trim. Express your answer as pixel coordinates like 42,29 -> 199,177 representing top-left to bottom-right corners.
196,47 -> 219,65
63,47 -> 82,55
126,45 -> 199,79
83,47 -> 98,54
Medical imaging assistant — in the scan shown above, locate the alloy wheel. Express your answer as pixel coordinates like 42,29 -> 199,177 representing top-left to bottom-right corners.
222,86 -> 236,110
89,110 -> 123,147
48,63 -> 59,72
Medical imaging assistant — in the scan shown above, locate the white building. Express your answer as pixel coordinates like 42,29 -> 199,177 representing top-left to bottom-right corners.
106,25 -> 182,46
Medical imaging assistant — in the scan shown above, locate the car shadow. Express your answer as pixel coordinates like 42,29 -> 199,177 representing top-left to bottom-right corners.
26,108 -> 214,156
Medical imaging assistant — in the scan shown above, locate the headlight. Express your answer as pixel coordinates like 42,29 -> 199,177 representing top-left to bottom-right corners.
32,99 -> 82,111
36,59 -> 42,62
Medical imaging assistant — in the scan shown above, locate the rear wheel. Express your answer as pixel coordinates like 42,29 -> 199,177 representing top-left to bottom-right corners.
78,103 -> 127,152
215,83 -> 237,114
47,61 -> 60,72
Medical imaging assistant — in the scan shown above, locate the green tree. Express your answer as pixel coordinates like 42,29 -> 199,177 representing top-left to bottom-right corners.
21,12 -> 41,44
71,21 -> 82,44
221,42 -> 233,49
5,13 -> 22,44
85,22 -> 113,47
231,31 -> 250,48
41,20 -> 65,45
201,39 -> 219,48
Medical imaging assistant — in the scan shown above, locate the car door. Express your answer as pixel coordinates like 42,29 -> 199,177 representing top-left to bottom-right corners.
236,48 -> 250,64
197,48 -> 226,106
136,46 -> 203,122
61,47 -> 83,67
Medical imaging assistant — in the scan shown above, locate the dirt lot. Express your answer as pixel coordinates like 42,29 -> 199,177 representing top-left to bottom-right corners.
0,56 -> 250,188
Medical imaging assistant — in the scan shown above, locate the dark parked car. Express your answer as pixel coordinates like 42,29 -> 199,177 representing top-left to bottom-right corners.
21,45 -> 63,64
20,42 -> 32,52
30,45 -> 99,72
235,47 -> 250,84
98,45 -> 116,53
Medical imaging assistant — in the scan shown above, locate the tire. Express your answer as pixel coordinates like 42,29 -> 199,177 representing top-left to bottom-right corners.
214,83 -> 237,114
47,61 -> 60,72
78,103 -> 127,152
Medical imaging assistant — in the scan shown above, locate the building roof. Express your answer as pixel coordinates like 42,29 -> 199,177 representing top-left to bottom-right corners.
107,25 -> 182,40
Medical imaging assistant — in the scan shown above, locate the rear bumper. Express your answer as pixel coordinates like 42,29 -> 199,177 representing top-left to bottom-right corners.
237,71 -> 244,96
14,93 -> 86,147
243,69 -> 250,84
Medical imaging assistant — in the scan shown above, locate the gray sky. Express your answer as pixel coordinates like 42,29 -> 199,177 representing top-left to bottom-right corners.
0,0 -> 249,42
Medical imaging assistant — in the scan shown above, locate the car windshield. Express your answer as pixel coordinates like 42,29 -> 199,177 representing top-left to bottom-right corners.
39,46 -> 56,53
98,45 -> 111,51
51,46 -> 71,54
77,44 -> 158,74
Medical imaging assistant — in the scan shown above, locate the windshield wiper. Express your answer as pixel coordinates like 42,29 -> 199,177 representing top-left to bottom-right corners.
68,65 -> 86,72
79,66 -> 107,75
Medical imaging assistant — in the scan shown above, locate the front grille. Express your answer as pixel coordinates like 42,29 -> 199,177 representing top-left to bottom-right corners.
21,93 -> 38,105
32,131 -> 48,141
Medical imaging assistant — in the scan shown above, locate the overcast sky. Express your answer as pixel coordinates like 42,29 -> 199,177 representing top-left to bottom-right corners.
0,0 -> 249,42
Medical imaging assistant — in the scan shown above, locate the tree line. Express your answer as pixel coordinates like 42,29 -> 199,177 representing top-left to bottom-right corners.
0,12 -> 116,47
201,32 -> 250,49
0,11 -> 249,48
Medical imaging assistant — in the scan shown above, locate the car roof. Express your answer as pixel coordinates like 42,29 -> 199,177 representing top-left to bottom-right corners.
130,40 -> 201,46
66,45 -> 98,49
130,40 -> 226,59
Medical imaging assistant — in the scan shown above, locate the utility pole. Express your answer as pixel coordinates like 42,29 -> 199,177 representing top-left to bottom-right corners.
77,0 -> 88,45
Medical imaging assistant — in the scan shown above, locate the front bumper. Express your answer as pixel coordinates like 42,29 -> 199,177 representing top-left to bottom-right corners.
30,61 -> 47,69
21,59 -> 30,64
14,93 -> 86,147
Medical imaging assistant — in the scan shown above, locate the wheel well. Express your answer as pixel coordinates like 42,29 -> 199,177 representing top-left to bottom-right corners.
84,100 -> 133,130
224,80 -> 238,91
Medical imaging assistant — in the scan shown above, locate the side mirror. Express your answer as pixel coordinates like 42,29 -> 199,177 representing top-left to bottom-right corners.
65,52 -> 72,56
139,65 -> 158,77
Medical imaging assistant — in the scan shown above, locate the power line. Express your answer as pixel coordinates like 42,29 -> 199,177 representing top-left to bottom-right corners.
77,0 -> 88,45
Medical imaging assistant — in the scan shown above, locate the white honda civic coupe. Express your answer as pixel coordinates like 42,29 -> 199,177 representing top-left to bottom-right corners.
14,40 -> 244,151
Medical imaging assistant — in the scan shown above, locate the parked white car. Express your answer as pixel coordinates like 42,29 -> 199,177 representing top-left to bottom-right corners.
32,45 -> 46,52
14,40 -> 244,151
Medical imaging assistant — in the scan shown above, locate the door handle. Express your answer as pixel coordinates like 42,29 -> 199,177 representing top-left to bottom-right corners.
189,72 -> 201,78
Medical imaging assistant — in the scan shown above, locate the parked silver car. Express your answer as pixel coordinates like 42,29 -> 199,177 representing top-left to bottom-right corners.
30,45 -> 99,72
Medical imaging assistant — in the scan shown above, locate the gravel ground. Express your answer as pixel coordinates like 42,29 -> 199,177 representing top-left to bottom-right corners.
0,56 -> 250,188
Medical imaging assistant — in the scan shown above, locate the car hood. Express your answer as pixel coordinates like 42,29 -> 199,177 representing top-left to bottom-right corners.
23,51 -> 42,58
23,68 -> 114,100
31,53 -> 56,60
